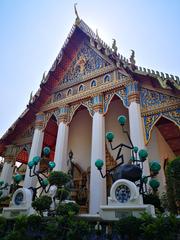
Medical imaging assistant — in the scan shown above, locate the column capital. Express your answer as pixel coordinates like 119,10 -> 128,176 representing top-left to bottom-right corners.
57,106 -> 69,124
35,112 -> 45,129
4,145 -> 17,160
126,81 -> 140,104
92,95 -> 103,114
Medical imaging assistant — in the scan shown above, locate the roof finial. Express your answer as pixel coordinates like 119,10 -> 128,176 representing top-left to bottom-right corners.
112,39 -> 118,54
41,71 -> 47,84
29,91 -> 33,104
130,49 -> 136,65
96,29 -> 99,39
74,3 -> 80,25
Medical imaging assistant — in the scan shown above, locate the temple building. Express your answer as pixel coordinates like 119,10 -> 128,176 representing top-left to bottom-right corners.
0,14 -> 180,214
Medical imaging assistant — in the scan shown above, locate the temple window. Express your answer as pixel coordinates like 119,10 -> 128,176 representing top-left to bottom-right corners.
67,88 -> 73,96
57,93 -> 61,99
54,92 -> 61,101
91,79 -> 97,87
79,84 -> 85,92
104,74 -> 111,83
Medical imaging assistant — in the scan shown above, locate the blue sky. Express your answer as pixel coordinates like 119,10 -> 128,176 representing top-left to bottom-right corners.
0,0 -> 180,137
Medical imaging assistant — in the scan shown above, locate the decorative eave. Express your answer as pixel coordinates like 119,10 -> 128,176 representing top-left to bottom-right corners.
133,65 -> 180,90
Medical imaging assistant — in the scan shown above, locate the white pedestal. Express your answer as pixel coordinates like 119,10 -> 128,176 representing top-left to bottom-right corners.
100,204 -> 155,220
2,188 -> 35,218
100,179 -> 155,220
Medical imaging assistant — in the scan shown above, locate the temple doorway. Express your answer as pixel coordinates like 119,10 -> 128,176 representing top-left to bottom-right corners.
68,105 -> 92,212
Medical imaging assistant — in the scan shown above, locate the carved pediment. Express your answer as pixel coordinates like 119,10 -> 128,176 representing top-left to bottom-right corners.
62,40 -> 111,85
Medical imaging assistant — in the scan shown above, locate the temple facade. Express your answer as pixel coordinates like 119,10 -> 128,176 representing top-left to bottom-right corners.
0,17 -> 180,214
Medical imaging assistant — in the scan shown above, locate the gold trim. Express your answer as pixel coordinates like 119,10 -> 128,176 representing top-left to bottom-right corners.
141,103 -> 180,116
144,114 -> 180,145
40,79 -> 131,113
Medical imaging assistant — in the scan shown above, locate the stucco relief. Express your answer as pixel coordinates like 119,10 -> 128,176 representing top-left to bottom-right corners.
143,109 -> 180,143
62,40 -> 110,85
104,89 -> 128,114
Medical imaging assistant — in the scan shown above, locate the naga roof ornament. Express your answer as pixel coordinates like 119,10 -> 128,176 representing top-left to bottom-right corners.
74,3 -> 80,25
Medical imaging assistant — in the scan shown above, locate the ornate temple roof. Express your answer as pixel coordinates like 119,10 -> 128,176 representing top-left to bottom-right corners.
0,16 -> 179,153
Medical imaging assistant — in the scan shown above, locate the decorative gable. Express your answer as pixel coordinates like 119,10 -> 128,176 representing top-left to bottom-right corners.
62,40 -> 111,84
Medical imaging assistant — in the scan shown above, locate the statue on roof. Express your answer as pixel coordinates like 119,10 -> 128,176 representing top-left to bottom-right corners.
130,49 -> 136,65
74,3 -> 80,25
29,91 -> 33,104
96,29 -> 99,39
41,71 -> 47,84
112,39 -> 118,54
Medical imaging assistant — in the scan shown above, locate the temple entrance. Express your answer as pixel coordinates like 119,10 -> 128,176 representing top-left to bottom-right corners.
147,117 -> 180,193
105,95 -> 130,196
68,105 -> 92,213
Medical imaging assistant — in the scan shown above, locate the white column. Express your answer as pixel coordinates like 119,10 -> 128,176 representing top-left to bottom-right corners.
129,101 -> 150,176
54,121 -> 69,172
23,114 -> 44,189
89,112 -> 106,214
0,160 -> 14,196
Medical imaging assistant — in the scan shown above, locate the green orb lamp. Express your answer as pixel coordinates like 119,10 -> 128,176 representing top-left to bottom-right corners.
95,159 -> 104,170
149,161 -> 161,174
149,178 -> 160,190
32,156 -> 41,165
43,146 -> 51,156
133,146 -> 138,153
106,132 -> 114,142
118,115 -> 126,126
48,161 -> 56,169
138,149 -> 148,161
28,160 -> 34,169
42,179 -> 49,187
14,174 -> 23,184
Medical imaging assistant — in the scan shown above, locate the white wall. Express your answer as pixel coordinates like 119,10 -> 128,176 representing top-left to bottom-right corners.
105,98 -> 131,164
68,108 -> 92,171
147,127 -> 175,193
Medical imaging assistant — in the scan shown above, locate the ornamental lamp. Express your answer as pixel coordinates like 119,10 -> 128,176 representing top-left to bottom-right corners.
42,179 -> 49,187
138,149 -> 148,161
14,174 -> 23,184
106,132 -> 114,142
28,160 -> 34,169
149,161 -> 161,174
48,161 -> 56,169
0,180 -> 4,185
149,178 -> 160,190
133,146 -> 138,153
95,159 -> 104,170
32,156 -> 41,165
43,146 -> 51,156
118,115 -> 126,126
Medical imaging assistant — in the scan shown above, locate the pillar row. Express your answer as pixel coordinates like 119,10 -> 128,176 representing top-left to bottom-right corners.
89,95 -> 106,214
23,113 -> 45,189
127,82 -> 150,176
54,107 -> 69,172
0,157 -> 14,196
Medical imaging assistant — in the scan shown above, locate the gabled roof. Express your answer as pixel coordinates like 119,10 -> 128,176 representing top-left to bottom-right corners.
0,18 -> 179,154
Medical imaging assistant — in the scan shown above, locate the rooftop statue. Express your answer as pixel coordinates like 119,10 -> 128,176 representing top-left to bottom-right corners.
112,39 -> 118,54
130,49 -> 136,65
